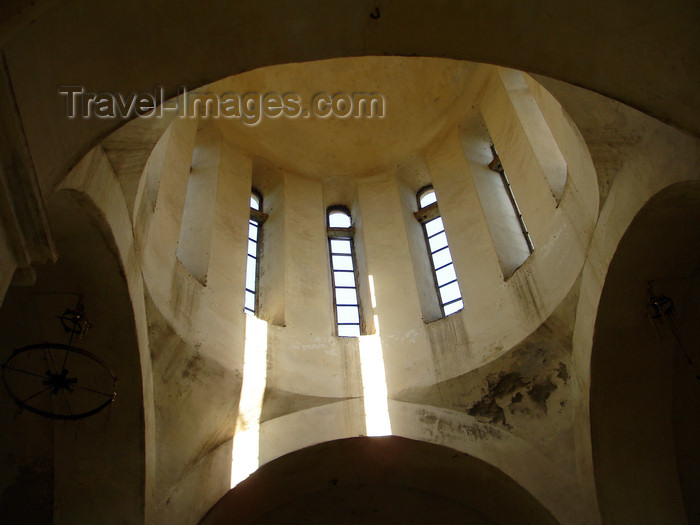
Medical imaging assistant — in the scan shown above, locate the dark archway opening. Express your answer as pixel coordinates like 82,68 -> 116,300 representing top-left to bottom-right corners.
202,435 -> 557,524
591,182 -> 700,523
0,190 -> 146,524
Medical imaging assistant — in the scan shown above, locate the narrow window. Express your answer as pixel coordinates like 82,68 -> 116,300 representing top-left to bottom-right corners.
414,186 -> 464,317
327,207 -> 361,337
488,145 -> 535,253
244,189 -> 267,316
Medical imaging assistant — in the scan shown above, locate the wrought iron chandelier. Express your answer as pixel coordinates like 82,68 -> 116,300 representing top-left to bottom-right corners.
1,302 -> 117,420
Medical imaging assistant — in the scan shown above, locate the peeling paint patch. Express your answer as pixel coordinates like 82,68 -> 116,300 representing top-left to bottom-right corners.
527,379 -> 557,413
420,412 -> 438,426
468,396 -> 509,428
489,372 -> 528,397
181,352 -> 203,380
453,421 -> 503,441
467,371 -> 529,428
431,413 -> 504,441
417,408 -> 503,441
556,362 -> 569,384
509,391 -> 528,415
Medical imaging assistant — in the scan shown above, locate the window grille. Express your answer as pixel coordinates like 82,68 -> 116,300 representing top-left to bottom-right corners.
414,186 -> 464,317
327,207 -> 361,337
488,145 -> 534,253
244,189 -> 267,315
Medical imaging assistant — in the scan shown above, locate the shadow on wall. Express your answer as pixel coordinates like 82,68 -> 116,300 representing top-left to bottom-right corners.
591,181 -> 700,524
202,435 -> 557,525
0,190 -> 145,524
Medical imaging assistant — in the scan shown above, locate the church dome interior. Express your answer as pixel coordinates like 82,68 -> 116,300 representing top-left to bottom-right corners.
0,2 -> 698,524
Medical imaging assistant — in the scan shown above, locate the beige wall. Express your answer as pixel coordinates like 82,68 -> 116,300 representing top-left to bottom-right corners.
0,0 -> 697,207
0,29 -> 698,521
44,62 -> 600,523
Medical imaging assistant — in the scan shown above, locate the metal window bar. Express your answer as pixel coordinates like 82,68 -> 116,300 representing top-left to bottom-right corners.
488,145 -> 534,253
243,219 -> 259,315
244,190 -> 268,316
433,260 -> 453,272
415,186 -> 464,318
327,211 -> 361,337
500,171 -> 535,253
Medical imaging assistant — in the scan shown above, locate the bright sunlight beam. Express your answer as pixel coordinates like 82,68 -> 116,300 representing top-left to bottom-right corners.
230,314 -> 268,488
358,276 -> 391,436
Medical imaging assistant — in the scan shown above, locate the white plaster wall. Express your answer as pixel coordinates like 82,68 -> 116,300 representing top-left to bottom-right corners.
176,119 -> 220,284
13,59 -> 668,524
357,171 -> 437,394
421,68 -> 599,376
111,65 -> 601,524
80,62 -> 599,409
567,93 -> 700,522
0,1 -> 697,519
55,145 -> 157,523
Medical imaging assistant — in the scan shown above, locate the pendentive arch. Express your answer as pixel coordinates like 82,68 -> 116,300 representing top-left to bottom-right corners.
0,186 -> 148,523
202,436 -> 558,525
56,144 -> 157,522
590,181 -> 700,523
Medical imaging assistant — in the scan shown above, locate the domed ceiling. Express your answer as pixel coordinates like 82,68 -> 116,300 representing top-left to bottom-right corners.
195,57 -> 484,178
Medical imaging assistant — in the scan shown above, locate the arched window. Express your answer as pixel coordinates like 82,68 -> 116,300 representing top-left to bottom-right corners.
327,207 -> 361,337
415,186 -> 464,317
244,189 -> 267,315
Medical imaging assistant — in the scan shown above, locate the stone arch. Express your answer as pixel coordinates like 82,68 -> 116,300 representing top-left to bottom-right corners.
590,181 -> 700,523
201,435 -> 558,524
0,187 -> 147,523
